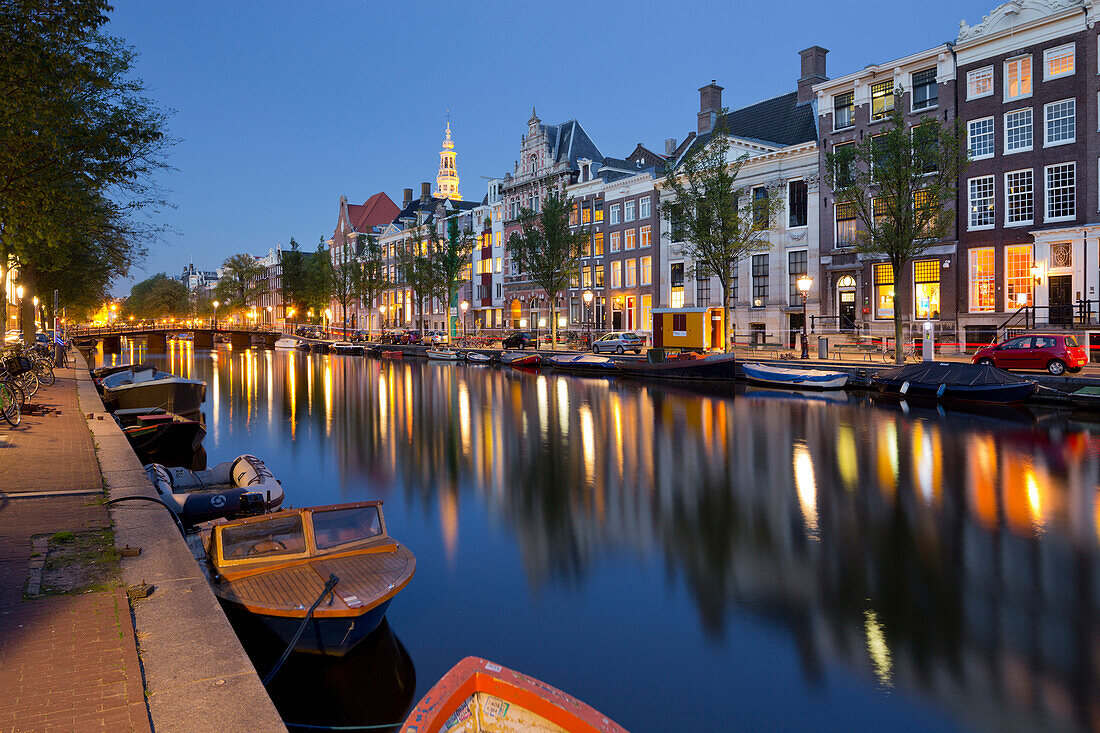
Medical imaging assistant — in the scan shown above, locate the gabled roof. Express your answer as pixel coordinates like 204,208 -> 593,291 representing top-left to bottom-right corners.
347,192 -> 400,232
542,119 -> 604,168
391,195 -> 479,230
673,91 -> 817,168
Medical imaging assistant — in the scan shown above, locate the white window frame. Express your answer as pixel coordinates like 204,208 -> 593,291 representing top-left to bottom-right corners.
910,67 -> 938,112
1043,98 -> 1075,147
1004,55 -> 1032,101
609,204 -> 620,225
968,247 -> 996,313
967,66 -> 994,100
624,200 -> 636,223
786,249 -> 808,307
967,117 -> 995,160
1003,108 -> 1033,154
1005,168 -> 1034,227
1043,43 -> 1075,81
1044,161 -> 1076,223
968,176 -> 995,231
639,196 -> 651,219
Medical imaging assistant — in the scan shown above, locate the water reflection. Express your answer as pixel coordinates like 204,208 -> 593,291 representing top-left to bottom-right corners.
96,343 -> 1100,731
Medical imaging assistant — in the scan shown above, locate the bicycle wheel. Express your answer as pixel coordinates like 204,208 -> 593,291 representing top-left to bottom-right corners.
18,370 -> 39,397
0,382 -> 20,427
33,361 -> 54,386
882,349 -> 896,363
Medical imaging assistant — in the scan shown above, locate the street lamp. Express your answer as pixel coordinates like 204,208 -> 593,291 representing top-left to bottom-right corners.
15,286 -> 24,333
460,300 -> 469,342
324,308 -> 332,336
212,300 -> 219,330
380,305 -> 387,331
797,274 -> 813,360
583,289 -> 593,347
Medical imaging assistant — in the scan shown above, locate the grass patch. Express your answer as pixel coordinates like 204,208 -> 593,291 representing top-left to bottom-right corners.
39,528 -> 120,596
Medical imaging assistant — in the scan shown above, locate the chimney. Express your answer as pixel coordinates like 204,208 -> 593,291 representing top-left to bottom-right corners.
403,188 -> 413,207
420,182 -> 430,202
664,138 -> 678,156
797,46 -> 829,105
697,80 -> 723,135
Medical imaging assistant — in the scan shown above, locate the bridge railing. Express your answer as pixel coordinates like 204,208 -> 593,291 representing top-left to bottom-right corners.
71,322 -> 282,336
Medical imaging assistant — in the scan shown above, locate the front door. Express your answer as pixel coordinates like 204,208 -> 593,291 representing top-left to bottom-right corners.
789,313 -> 804,349
1049,275 -> 1072,326
626,297 -> 635,330
612,309 -> 622,330
839,291 -> 856,331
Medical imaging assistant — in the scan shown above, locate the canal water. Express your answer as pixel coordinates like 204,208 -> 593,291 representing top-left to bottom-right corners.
99,342 -> 1100,732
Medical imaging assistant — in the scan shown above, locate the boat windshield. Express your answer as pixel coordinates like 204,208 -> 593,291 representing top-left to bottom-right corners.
220,514 -> 307,562
312,506 -> 383,550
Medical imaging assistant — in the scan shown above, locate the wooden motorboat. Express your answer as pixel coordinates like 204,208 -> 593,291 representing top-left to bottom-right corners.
401,656 -> 626,733
198,501 -> 415,656
274,337 -> 298,349
872,362 -> 1038,403
616,352 -> 736,380
331,341 -> 363,355
741,362 -> 848,390
381,350 -> 404,360
544,353 -> 617,374
426,348 -> 463,361
145,454 -> 282,526
114,407 -> 205,468
465,351 -> 491,364
500,351 -> 541,368
98,366 -> 206,415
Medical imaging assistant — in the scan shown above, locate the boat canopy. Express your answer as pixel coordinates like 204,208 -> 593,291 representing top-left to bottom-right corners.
877,362 -> 1034,387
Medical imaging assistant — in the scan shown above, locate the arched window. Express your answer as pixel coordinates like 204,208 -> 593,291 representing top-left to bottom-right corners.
837,275 -> 856,288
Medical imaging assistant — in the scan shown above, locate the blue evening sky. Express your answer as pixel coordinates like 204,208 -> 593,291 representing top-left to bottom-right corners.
107,0 -> 996,293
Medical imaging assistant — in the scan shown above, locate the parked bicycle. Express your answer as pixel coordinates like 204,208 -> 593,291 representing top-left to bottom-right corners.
882,340 -> 920,364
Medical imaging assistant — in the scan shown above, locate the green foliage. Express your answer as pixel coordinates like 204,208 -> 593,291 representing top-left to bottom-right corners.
212,253 -> 266,313
662,115 -> 782,351
0,0 -> 172,326
330,234 -> 356,328
430,217 -> 475,326
824,95 -> 965,362
124,273 -> 189,319
506,192 -> 588,348
398,220 -> 436,332
351,234 -> 385,335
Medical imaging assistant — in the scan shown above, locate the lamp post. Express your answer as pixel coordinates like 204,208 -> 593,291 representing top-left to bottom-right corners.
583,289 -> 593,348
460,300 -> 469,343
324,308 -> 332,337
380,305 -> 387,332
15,285 -> 24,335
797,274 -> 813,360
212,300 -> 219,330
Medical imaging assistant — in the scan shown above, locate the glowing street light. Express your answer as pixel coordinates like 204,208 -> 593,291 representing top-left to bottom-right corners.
460,300 -> 469,340
212,300 -> 219,330
796,274 -> 813,360
583,289 -> 594,345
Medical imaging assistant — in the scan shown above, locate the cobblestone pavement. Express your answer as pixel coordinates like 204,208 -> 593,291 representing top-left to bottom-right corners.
0,368 -> 150,732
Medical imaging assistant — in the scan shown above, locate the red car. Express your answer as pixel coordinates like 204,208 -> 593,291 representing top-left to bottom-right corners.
972,333 -> 1088,375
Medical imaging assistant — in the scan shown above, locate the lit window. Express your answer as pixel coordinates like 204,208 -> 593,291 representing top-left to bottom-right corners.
1044,43 -> 1074,80
1005,169 -> 1033,225
969,247 -> 995,312
639,225 -> 652,248
787,250 -> 807,306
593,232 -> 604,255
611,261 -> 622,288
835,202 -> 857,247
1045,162 -> 1075,221
582,266 -> 591,288
641,295 -> 651,331
594,205 -> 603,222
670,263 -> 684,307
871,80 -> 894,121
1005,56 -> 1032,100
1044,98 -> 1075,145
967,66 -> 994,99
495,257 -> 502,273
569,204 -> 578,226
911,68 -> 937,110
1004,109 -> 1032,153
639,197 -> 651,218
967,117 -> 995,159
610,231 -> 621,252
1005,244 -> 1033,309
626,259 -> 636,287
640,256 -> 651,285
968,176 -> 995,230
834,91 -> 854,130
873,263 -> 894,319
625,229 -> 636,250
624,200 -> 636,222
913,260 -> 940,319
609,204 -> 620,224
582,206 -> 591,224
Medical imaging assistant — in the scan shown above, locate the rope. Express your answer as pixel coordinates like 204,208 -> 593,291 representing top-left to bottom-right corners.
262,573 -> 340,686
104,495 -> 186,537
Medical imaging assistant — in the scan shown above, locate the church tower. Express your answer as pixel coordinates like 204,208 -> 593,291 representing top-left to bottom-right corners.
433,121 -> 462,201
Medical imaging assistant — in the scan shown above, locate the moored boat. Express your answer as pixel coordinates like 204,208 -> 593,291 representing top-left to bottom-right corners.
331,341 -> 363,355
401,656 -> 627,733
381,350 -> 404,360
145,454 -> 282,526
499,351 -> 540,368
545,353 -> 617,374
114,407 -> 206,468
274,337 -> 298,349
741,362 -> 849,390
426,348 -> 463,361
465,351 -> 491,363
196,501 -> 415,656
617,352 -> 736,380
872,362 -> 1038,403
99,366 -> 206,415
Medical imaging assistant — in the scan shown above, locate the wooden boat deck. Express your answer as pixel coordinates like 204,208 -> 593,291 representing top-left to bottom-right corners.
215,544 -> 415,618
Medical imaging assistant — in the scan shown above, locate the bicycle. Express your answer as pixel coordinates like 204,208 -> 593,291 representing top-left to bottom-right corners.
882,340 -> 920,363
0,349 -> 40,397
0,380 -> 21,427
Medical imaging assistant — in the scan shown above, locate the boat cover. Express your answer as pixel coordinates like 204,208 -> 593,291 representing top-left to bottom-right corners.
876,362 -> 1034,386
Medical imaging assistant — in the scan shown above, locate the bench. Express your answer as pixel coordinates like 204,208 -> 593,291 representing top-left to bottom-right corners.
831,342 -> 879,361
731,341 -> 785,358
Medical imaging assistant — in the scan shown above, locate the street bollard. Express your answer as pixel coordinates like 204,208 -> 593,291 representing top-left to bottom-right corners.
818,336 -> 828,360
922,321 -> 934,361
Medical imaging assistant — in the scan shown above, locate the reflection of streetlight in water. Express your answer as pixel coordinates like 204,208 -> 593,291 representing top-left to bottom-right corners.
793,444 -> 818,539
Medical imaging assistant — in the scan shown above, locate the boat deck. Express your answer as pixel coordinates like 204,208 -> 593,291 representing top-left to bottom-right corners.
215,544 -> 415,618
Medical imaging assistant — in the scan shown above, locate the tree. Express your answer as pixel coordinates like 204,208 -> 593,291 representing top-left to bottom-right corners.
662,119 -> 782,352
124,273 -> 188,319
824,96 -> 965,363
330,234 -> 356,334
1,0 -> 171,341
352,234 -> 385,339
506,192 -> 588,349
429,217 -> 476,338
398,223 -> 436,333
212,254 -> 265,317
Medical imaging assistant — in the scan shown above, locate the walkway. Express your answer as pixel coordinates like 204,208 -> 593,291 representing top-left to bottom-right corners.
0,367 -> 151,732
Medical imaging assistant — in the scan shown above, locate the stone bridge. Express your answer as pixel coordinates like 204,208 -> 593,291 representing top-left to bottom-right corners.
70,324 -> 288,352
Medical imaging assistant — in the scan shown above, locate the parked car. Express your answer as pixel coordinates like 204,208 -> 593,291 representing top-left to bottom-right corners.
424,329 -> 449,345
399,330 -> 422,345
972,333 -> 1087,375
502,331 -> 536,349
592,331 -> 643,355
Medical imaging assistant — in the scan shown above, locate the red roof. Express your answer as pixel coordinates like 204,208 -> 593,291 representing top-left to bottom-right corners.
347,192 -> 399,232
